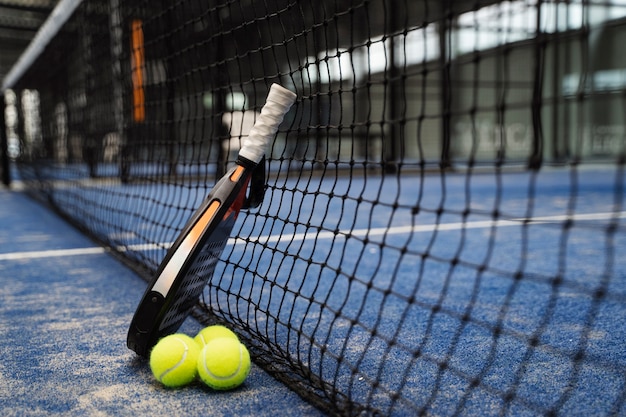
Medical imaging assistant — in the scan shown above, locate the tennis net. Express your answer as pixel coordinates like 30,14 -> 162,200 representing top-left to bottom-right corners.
3,0 -> 626,415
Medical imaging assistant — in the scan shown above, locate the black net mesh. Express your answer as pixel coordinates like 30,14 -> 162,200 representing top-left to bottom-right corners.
3,0 -> 626,415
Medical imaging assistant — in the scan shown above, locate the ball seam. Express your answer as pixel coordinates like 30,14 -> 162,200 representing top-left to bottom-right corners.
200,344 -> 243,381
157,338 -> 190,382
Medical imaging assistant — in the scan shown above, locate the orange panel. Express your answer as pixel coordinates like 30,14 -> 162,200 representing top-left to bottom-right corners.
130,19 -> 145,123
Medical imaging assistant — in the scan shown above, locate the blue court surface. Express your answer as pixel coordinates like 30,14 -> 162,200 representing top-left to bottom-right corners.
1,166 -> 625,416
0,187 -> 324,416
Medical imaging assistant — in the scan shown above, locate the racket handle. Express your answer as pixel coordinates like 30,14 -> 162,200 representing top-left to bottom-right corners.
238,84 -> 297,164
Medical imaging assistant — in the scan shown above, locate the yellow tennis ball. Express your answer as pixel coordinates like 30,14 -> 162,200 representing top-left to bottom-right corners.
197,337 -> 251,390
194,325 -> 239,348
149,333 -> 200,388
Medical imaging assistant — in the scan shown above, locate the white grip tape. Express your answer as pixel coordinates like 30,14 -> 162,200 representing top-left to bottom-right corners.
238,84 -> 297,164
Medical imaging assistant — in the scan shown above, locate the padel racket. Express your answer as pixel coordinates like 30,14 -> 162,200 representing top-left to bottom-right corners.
127,84 -> 297,356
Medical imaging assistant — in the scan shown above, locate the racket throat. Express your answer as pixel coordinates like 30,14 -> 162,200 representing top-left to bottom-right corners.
240,155 -> 266,209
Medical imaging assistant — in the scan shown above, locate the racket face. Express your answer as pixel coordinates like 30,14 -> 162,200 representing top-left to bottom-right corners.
127,165 -> 251,356
127,84 -> 296,356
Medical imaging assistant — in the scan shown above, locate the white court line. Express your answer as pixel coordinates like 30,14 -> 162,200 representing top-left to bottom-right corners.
0,247 -> 107,261
262,211 -> 626,244
0,243 -> 164,261
1,211 -> 624,261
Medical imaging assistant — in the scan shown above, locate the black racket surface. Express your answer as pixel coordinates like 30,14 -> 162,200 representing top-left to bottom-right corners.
127,162 -> 252,356
127,83 -> 296,356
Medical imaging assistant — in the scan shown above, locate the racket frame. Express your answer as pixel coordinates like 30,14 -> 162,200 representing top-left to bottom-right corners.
127,156 -> 256,356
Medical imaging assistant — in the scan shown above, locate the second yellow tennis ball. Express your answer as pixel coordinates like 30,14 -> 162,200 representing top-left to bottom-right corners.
149,333 -> 200,388
194,325 -> 239,347
197,337 -> 251,390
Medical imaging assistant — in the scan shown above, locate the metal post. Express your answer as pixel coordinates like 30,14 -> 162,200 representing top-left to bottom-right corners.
529,0 -> 545,169
439,4 -> 452,170
384,0 -> 403,173
109,0 -> 126,179
213,2 -> 229,179
1,93 -> 11,187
